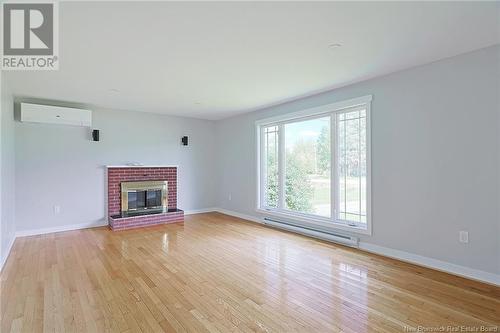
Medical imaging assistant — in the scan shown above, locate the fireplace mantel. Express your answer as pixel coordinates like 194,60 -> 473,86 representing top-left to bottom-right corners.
105,165 -> 178,168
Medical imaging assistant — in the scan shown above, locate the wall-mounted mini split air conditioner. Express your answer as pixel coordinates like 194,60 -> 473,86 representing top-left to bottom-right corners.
20,103 -> 92,127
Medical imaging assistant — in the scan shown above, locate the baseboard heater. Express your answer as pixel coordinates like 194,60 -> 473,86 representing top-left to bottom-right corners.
263,217 -> 359,248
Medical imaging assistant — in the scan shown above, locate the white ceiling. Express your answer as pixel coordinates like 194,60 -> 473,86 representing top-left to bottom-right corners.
5,1 -> 500,120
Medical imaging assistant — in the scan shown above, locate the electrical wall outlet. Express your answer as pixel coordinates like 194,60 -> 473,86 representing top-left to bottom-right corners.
459,231 -> 468,243
54,205 -> 61,215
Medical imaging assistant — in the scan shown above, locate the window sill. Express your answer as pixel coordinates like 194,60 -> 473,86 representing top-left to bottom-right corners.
256,208 -> 372,236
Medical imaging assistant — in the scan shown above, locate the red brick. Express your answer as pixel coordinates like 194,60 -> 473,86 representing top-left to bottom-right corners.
107,167 -> 179,226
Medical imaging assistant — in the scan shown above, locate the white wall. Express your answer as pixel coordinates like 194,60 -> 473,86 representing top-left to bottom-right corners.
14,106 -> 215,233
1,72 -> 2,265
215,45 -> 500,276
1,73 -> 16,268
3,45 -> 499,283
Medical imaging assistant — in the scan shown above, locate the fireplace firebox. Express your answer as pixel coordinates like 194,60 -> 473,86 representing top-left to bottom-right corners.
121,181 -> 167,215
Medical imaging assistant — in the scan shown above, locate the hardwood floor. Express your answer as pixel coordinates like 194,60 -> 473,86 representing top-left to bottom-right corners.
1,212 -> 499,332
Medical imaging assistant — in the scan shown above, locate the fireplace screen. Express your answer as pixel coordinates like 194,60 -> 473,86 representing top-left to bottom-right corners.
121,181 -> 167,214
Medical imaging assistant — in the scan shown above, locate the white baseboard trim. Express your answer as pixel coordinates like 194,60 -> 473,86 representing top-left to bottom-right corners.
358,242 -> 500,286
214,207 -> 500,286
213,208 -> 264,224
13,207 -> 220,238
14,208 -> 219,238
0,234 -> 16,272
184,207 -> 218,215
6,208 -> 499,286
15,221 -> 109,238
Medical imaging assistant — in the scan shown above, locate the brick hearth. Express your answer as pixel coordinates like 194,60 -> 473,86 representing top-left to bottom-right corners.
109,209 -> 184,231
107,166 -> 184,230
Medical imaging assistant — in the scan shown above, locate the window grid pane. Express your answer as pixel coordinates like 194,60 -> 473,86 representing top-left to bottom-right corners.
337,109 -> 367,224
258,101 -> 369,230
264,126 -> 279,207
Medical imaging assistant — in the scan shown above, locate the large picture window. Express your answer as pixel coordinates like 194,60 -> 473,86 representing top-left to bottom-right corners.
257,96 -> 371,234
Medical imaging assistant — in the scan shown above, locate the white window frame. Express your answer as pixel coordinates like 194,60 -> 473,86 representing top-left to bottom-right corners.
256,95 -> 372,235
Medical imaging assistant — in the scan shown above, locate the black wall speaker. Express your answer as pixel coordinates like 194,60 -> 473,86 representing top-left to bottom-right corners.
181,136 -> 188,146
92,129 -> 100,142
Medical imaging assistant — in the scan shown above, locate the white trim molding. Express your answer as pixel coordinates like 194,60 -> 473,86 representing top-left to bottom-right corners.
184,208 -> 218,215
15,221 -> 108,238
105,165 -> 179,168
255,95 -> 372,126
214,208 -> 264,224
4,208 -> 499,286
255,95 -> 372,235
2,210 -> 214,271
214,208 -> 500,286
15,208 -> 217,238
0,234 -> 16,272
358,242 -> 500,286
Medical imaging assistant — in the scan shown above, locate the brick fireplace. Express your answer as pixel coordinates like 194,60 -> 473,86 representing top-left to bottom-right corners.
107,166 -> 184,230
